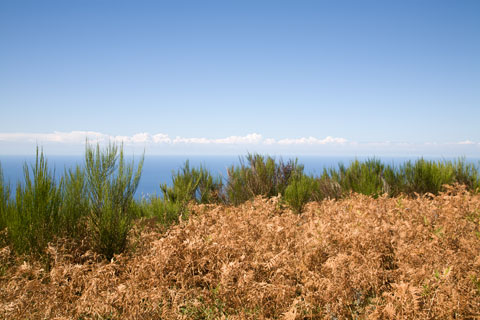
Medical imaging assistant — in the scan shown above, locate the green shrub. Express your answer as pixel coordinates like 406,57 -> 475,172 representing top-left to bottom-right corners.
451,158 -> 480,191
284,174 -> 316,213
226,154 -> 303,205
225,165 -> 250,206
160,161 -> 201,204
140,196 -> 187,228
311,174 -> 342,201
8,148 -> 62,255
152,161 -> 223,230
84,143 -> 144,259
60,165 -> 89,238
336,158 -> 393,197
243,154 -> 277,197
160,161 -> 223,205
0,163 -> 10,231
400,159 -> 455,195
196,165 -> 224,204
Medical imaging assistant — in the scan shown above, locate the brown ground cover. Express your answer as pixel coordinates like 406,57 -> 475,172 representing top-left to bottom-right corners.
1,185 -> 480,319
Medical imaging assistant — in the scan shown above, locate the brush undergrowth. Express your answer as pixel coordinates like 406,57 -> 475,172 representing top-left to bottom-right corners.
0,148 -> 479,259
2,186 -> 480,319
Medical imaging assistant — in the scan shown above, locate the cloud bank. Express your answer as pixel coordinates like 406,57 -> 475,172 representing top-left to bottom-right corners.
0,131 -> 479,156
0,131 -> 347,146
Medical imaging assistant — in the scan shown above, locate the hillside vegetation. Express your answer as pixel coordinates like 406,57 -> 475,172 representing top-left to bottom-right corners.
1,186 -> 480,319
1,144 -> 480,318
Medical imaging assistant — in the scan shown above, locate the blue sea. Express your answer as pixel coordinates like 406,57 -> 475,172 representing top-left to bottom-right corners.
1,155 -> 479,199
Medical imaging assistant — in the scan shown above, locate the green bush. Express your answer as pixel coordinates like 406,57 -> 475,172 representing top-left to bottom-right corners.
160,161 -> 223,205
84,143 -> 144,259
8,149 -> 62,255
451,158 -> 480,191
140,196 -> 187,228
1,148 -> 479,258
399,159 -> 455,195
284,174 -> 316,214
311,174 -> 342,201
60,165 -> 89,238
0,163 -> 10,232
150,161 -> 224,230
226,154 -> 303,205
196,165 -> 224,204
335,158 -> 393,197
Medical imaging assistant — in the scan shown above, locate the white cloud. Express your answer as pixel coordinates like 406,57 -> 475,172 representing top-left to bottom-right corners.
0,131 -> 272,146
152,133 -> 171,144
214,133 -> 263,144
0,131 -> 108,144
458,140 -> 476,145
277,136 -> 347,145
173,136 -> 211,144
2,131 -> 479,157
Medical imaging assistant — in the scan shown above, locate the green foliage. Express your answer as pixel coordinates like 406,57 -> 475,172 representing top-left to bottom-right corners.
399,159 -> 455,195
60,165 -> 89,238
451,158 -> 480,191
225,165 -> 250,206
196,165 -> 224,204
144,161 -> 224,230
160,161 -> 223,205
311,174 -> 342,201
284,174 -> 317,213
140,195 -> 187,228
84,143 -> 144,259
8,148 -> 62,255
319,158 -> 480,198
1,147 -> 480,258
226,154 -> 303,205
335,158 -> 393,197
0,163 -> 10,231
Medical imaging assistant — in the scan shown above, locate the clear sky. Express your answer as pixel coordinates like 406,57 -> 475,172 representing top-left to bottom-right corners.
1,0 -> 479,156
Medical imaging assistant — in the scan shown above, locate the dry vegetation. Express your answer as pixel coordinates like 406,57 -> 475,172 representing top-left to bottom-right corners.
1,185 -> 480,319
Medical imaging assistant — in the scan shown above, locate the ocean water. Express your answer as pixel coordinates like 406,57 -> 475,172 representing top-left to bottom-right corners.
1,155 -> 478,199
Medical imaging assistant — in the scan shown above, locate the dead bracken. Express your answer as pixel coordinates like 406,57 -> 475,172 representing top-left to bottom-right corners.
1,185 -> 480,319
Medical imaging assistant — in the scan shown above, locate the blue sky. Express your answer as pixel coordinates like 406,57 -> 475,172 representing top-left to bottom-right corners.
1,0 -> 479,155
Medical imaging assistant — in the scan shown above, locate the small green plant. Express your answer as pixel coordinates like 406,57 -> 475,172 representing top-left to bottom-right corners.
284,174 -> 316,213
400,158 -> 455,195
196,165 -> 224,204
60,165 -> 89,238
179,293 -> 228,320
312,173 -> 342,201
226,154 -> 303,205
154,161 -> 223,227
160,161 -> 222,205
8,148 -> 62,255
0,163 -> 10,231
84,142 -> 144,259
335,158 -> 394,197
471,275 -> 480,295
140,195 -> 187,228
451,157 -> 480,191
226,165 -> 250,205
